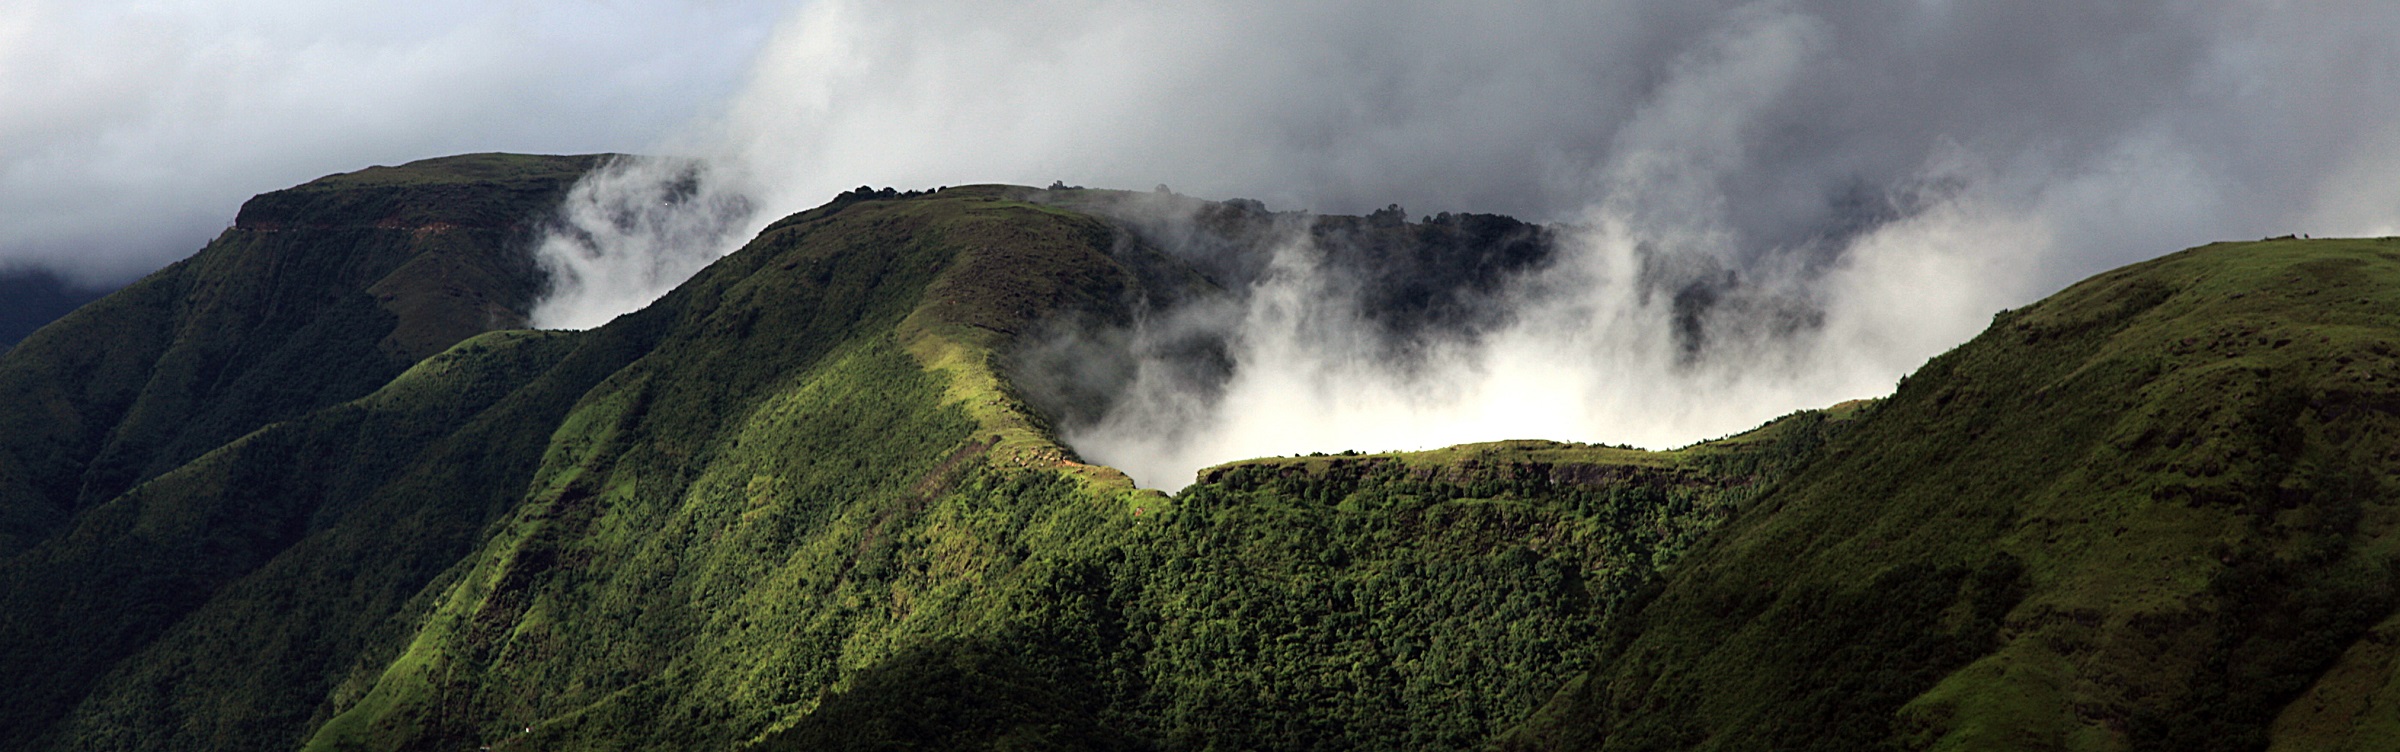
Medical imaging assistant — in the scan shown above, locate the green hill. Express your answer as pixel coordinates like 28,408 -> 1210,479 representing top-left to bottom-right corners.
0,153 -> 608,749
285,184 -> 1798,751
0,152 -> 605,553
0,171 -> 1794,751
7,156 -> 2400,751
1503,237 -> 2400,751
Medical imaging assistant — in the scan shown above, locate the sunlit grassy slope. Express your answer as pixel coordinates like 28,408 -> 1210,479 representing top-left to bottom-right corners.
7,168 -> 1745,751
283,184 -> 1809,752
1504,237 -> 2400,751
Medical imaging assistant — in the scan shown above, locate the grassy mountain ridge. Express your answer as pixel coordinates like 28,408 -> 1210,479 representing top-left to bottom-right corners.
97,178 -> 1761,751
1503,237 -> 2400,751
294,185 -> 1164,750
0,153 -> 612,749
10,154 -> 2400,751
292,183 -> 1733,751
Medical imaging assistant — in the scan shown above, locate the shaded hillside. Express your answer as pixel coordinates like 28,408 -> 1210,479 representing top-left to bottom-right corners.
0,153 -> 609,750
0,180 -> 1182,752
0,153 -> 605,554
1505,237 -> 2400,751
291,183 -> 1161,751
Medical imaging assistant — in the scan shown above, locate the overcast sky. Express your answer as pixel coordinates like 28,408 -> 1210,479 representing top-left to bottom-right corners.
0,0 -> 783,284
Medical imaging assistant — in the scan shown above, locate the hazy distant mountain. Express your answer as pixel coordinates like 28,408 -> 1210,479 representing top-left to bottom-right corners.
4,155 -> 2398,751
0,271 -> 109,355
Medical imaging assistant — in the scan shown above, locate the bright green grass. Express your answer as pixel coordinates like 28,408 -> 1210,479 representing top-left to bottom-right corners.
297,188 -> 1160,751
282,185 -> 1832,752
1505,238 -> 2400,752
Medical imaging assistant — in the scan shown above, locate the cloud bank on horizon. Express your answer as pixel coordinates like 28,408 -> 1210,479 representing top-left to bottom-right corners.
529,0 -> 2400,486
0,0 -> 782,283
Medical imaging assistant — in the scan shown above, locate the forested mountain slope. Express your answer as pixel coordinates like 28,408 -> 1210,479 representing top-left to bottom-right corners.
291,184 -> 1812,751
1505,237 -> 2400,752
9,154 -> 2400,751
0,154 -> 607,749
0,170 -> 1782,751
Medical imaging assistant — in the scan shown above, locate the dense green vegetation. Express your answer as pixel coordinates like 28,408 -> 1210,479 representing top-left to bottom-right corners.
743,421 -> 1847,752
1,168 -> 1809,750
287,187 -> 1146,750
1504,237 -> 2400,751
285,182 -> 1800,751
11,155 -> 2400,751
23,329 -> 621,751
0,153 -> 609,749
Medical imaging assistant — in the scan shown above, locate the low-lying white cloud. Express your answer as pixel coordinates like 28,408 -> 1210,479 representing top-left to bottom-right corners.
1060,155 -> 2053,488
529,157 -> 760,330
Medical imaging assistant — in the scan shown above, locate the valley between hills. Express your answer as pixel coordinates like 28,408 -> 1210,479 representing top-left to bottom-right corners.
3,153 -> 2398,751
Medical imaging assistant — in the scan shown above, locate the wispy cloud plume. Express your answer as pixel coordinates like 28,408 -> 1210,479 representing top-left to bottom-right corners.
530,157 -> 757,330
